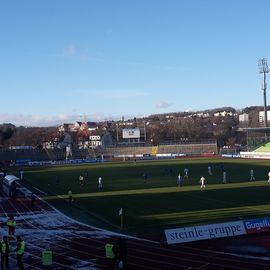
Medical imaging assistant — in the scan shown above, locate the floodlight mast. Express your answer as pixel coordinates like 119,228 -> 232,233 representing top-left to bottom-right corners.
258,58 -> 269,129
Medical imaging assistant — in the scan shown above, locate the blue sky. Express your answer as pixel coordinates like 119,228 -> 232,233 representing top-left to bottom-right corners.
0,0 -> 269,126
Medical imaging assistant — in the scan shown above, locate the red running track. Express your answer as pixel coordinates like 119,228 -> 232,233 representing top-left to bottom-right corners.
0,192 -> 270,270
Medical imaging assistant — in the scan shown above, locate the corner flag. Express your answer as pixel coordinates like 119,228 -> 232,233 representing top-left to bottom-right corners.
119,208 -> 123,229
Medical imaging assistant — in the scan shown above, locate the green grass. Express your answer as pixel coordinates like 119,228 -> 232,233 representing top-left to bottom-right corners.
254,142 -> 270,152
16,158 -> 270,236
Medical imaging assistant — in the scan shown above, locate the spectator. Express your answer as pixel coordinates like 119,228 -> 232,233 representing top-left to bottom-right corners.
6,215 -> 16,237
105,238 -> 117,270
15,236 -> 25,270
42,246 -> 53,269
0,236 -> 10,270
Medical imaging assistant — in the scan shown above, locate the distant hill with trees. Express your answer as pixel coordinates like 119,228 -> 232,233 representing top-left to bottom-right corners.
0,106 -> 265,149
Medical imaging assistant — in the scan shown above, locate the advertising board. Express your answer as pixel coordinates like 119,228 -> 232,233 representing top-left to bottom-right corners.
165,221 -> 246,244
122,128 -> 140,139
244,218 -> 270,234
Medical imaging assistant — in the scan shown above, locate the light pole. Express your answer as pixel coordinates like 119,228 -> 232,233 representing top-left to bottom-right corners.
258,58 -> 269,130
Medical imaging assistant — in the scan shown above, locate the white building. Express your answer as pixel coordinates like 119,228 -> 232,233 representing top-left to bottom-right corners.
239,113 -> 249,122
259,111 -> 270,124
214,111 -> 236,117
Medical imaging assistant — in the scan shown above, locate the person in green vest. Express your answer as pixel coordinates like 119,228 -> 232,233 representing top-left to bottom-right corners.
42,246 -> 53,269
105,238 -> 118,270
6,215 -> 16,236
15,236 -> 25,270
1,236 -> 10,270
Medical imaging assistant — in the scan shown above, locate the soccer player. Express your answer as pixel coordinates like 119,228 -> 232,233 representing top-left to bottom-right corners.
200,176 -> 205,189
250,169 -> 255,181
220,163 -> 225,172
223,171 -> 227,184
142,173 -> 148,183
207,164 -> 213,176
20,170 -> 24,180
98,177 -> 103,190
68,188 -> 73,205
184,168 -> 188,179
177,173 -> 182,187
79,174 -> 84,185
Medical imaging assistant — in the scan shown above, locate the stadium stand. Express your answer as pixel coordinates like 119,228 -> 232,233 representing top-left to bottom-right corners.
45,149 -> 56,160
151,146 -> 158,155
52,149 -> 66,160
0,141 -> 217,163
71,148 -> 89,159
97,142 -> 217,158
0,149 -> 49,161
0,148 -> 92,162
98,146 -> 152,156
158,143 -> 217,155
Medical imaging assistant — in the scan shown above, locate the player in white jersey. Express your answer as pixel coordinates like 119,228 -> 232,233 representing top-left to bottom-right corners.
200,176 -> 205,189
250,169 -> 255,181
184,168 -> 188,179
223,171 -> 227,184
98,176 -> 103,190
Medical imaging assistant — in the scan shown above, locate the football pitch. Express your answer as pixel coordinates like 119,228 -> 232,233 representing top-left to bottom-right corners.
20,157 -> 270,236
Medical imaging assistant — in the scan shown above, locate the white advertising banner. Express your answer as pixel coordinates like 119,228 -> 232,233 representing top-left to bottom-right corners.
122,128 -> 140,139
165,221 -> 246,244
240,152 -> 270,159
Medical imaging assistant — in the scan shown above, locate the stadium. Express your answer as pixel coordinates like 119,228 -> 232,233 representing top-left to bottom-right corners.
2,2 -> 270,269
1,123 -> 270,269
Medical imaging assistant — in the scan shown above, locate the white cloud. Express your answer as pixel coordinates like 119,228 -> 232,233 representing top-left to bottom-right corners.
155,101 -> 173,109
63,44 -> 76,56
0,112 -> 143,127
0,113 -> 78,127
185,108 -> 193,112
